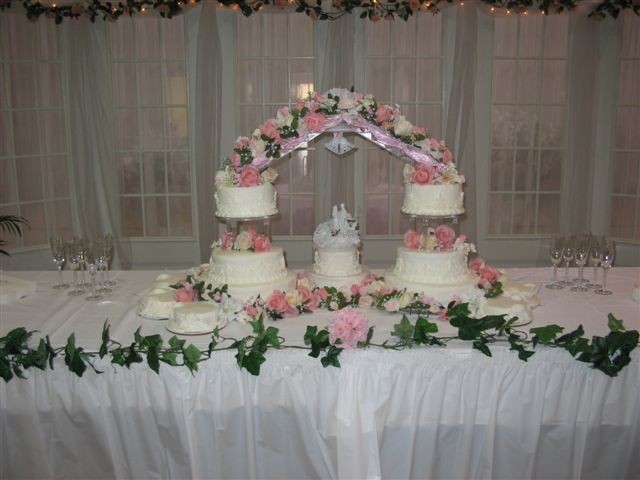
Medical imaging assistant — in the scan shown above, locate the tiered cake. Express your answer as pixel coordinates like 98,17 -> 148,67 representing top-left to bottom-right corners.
211,165 -> 296,300
308,204 -> 368,288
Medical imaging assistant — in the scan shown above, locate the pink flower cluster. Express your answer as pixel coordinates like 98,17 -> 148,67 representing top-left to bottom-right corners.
403,225 -> 459,252
328,308 -> 369,350
469,258 -> 501,287
174,281 -> 198,303
219,228 -> 272,253
238,165 -> 262,187
410,164 -> 435,185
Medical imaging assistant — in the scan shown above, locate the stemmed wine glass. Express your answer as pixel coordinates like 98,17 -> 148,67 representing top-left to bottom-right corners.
570,235 -> 589,292
66,240 -> 85,296
77,238 -> 90,288
49,236 -> 69,290
102,234 -> 117,287
84,241 -> 103,301
586,236 -> 603,289
595,240 -> 615,296
559,235 -> 575,286
95,237 -> 112,295
545,236 -> 564,289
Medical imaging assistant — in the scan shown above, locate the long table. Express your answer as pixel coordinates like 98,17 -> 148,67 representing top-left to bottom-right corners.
1,268 -> 639,479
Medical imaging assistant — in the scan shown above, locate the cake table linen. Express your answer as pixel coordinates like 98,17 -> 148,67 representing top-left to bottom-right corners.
1,268 -> 639,480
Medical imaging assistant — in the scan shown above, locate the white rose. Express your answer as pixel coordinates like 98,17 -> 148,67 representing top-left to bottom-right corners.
215,168 -> 234,187
252,128 -> 262,139
235,310 -> 252,324
296,275 -> 313,290
261,167 -> 279,184
276,108 -> 294,128
286,290 -> 301,307
425,234 -> 438,252
403,163 -> 415,183
235,231 -> 252,251
393,116 -> 414,137
337,91 -> 357,110
398,292 -> 413,309
250,137 -> 266,157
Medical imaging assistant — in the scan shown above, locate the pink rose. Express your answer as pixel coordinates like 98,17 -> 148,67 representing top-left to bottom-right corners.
304,112 -> 325,132
442,149 -> 453,163
435,225 -> 456,250
328,308 -> 369,349
404,229 -> 423,250
221,231 -> 234,250
469,258 -> 485,272
437,309 -> 448,321
359,295 -> 373,309
479,266 -> 500,285
411,164 -> 434,185
230,152 -> 241,168
260,119 -> 281,141
362,273 -> 376,286
420,295 -> 435,306
414,125 -> 427,137
375,105 -> 393,124
174,284 -> 197,303
245,305 -> 258,317
266,290 -> 289,313
239,165 -> 262,187
245,227 -> 258,242
235,136 -> 250,148
317,288 -> 329,301
297,286 -> 319,311
384,298 -> 400,312
253,235 -> 271,252
213,291 -> 222,302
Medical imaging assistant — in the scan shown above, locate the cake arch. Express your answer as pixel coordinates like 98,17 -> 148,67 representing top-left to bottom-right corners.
221,88 -> 463,187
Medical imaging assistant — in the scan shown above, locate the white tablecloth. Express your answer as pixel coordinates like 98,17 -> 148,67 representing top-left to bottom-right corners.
1,268 -> 639,479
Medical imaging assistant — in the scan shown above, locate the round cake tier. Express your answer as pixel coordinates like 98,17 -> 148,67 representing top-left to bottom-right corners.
391,247 -> 474,284
313,247 -> 362,277
209,246 -> 288,285
309,269 -> 369,290
225,272 -> 297,302
137,289 -> 177,319
401,183 -> 465,216
214,182 -> 277,218
384,270 -> 478,304
167,302 -> 227,335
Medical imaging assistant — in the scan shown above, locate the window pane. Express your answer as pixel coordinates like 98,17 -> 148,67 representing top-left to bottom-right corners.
121,197 -> 143,237
144,196 -> 168,236
366,195 -> 389,235
20,202 -> 47,246
168,196 -> 192,236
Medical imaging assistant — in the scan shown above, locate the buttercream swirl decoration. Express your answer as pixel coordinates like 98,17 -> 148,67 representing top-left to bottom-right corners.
313,204 -> 360,250
214,88 -> 463,187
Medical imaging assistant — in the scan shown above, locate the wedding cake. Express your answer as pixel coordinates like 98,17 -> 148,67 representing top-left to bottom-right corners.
208,228 -> 296,301
167,302 -> 227,335
308,205 -> 368,288
384,227 -> 478,303
401,163 -> 465,216
214,165 -> 278,218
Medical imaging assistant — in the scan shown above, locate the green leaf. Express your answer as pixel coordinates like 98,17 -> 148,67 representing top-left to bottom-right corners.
146,346 -> 160,374
508,333 -> 535,361
123,344 -> 143,368
238,350 -> 266,376
472,337 -> 492,357
364,326 -> 374,346
530,324 -> 564,346
264,326 -> 281,348
393,315 -> 414,344
555,325 -> 585,346
134,327 -> 144,347
99,321 -> 110,358
183,344 -> 202,373
304,325 -> 329,358
64,334 -> 86,377
160,352 -> 178,366
168,336 -> 186,351
320,345 -> 342,368
45,336 -> 56,369
0,358 -> 13,382
414,316 -> 438,344
607,314 -> 625,332
250,316 -> 265,335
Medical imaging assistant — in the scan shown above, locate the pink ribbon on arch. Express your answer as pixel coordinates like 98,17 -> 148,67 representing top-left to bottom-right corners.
253,112 -> 440,170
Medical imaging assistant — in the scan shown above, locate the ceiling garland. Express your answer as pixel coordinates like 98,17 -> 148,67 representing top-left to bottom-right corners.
0,0 -> 637,24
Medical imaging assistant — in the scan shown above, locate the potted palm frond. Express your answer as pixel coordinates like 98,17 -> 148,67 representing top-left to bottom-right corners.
0,215 -> 29,256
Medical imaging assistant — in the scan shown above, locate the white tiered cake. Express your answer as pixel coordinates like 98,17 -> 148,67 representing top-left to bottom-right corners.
309,204 -> 368,288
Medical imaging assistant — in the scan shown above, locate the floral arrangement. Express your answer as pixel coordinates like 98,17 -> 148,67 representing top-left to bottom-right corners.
403,226 -> 474,253
215,88 -> 462,187
403,162 -> 464,186
211,227 -> 272,252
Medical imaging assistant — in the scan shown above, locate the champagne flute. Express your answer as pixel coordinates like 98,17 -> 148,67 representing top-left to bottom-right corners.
84,242 -> 103,301
595,240 -> 615,296
586,236 -> 602,289
49,236 -> 69,290
559,235 -> 575,286
66,240 -> 85,296
545,236 -> 564,289
77,238 -> 90,288
95,238 -> 112,295
571,235 -> 589,292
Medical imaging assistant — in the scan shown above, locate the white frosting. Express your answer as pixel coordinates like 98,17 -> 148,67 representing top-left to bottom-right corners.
313,204 -> 360,249
390,247 -> 475,284
209,246 -> 289,285
383,270 -> 478,304
153,273 -> 187,290
136,291 -> 177,319
167,302 -> 227,334
214,183 -> 277,218
225,272 -> 297,302
313,247 -> 362,277
401,183 -> 465,216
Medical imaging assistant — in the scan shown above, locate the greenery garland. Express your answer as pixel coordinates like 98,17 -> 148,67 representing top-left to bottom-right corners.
1,307 -> 637,382
0,0 -> 637,25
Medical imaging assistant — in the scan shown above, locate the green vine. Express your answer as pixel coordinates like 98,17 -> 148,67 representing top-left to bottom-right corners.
1,310 -> 637,382
0,0 -> 637,25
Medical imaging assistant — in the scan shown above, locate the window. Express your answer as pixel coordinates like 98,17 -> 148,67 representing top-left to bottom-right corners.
363,15 -> 444,236
0,16 -> 72,249
609,15 -> 640,241
236,13 -> 315,236
488,15 -> 568,236
110,17 -> 192,239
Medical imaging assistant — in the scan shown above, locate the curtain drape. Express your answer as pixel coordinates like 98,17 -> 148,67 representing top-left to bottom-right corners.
60,20 -> 131,268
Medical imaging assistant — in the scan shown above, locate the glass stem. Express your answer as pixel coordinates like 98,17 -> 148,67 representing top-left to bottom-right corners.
564,261 -> 570,282
105,264 -> 111,284
601,268 -> 608,293
90,271 -> 97,298
81,266 -> 86,286
73,268 -> 78,288
552,265 -> 558,283
592,265 -> 598,282
578,265 -> 584,282
57,265 -> 63,284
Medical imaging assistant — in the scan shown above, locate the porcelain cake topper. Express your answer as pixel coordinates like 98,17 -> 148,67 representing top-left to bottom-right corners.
313,204 -> 360,249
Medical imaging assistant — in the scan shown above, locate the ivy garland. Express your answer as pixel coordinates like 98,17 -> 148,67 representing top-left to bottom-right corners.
1,307 -> 637,382
0,0 -> 637,25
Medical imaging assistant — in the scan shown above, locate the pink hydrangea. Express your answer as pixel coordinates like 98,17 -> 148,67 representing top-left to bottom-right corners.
404,229 -> 423,250
253,235 -> 271,252
328,308 -> 369,350
239,165 -> 262,187
174,283 -> 197,303
435,225 -> 456,250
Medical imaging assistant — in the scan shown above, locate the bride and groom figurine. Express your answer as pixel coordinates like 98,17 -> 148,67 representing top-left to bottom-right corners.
313,204 -> 360,250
